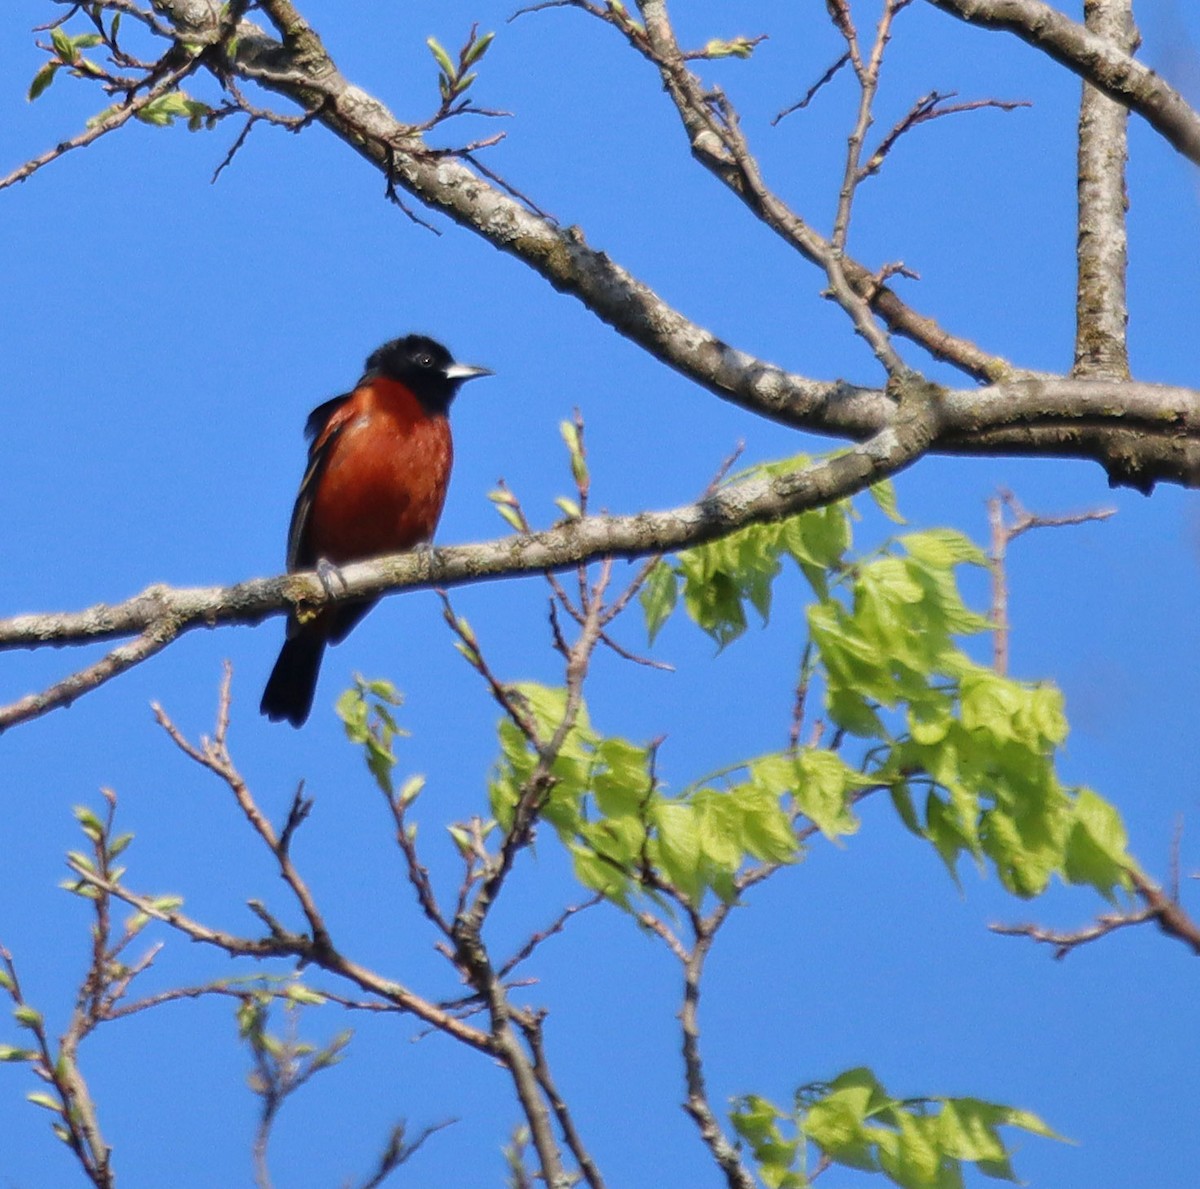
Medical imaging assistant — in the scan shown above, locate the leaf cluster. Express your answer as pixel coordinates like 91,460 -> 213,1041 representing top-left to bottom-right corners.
732,1067 -> 1061,1189
427,26 -> 494,107
639,465 -> 1132,901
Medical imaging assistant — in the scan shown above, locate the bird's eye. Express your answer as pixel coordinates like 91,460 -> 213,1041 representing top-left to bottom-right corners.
415,353 -> 435,369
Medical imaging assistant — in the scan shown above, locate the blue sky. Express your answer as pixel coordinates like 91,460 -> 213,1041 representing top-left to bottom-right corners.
2,1 -> 1199,1186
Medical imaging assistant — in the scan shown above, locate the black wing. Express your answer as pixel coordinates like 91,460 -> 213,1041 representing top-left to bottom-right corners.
286,392 -> 352,572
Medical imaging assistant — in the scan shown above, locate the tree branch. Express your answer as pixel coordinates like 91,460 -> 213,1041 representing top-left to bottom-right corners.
986,489 -> 1115,674
924,0 -> 1200,166
0,57 -> 201,193
14,5 -> 1200,486
0,414 -> 938,727
679,924 -> 756,1189
1073,0 -> 1136,379
65,863 -> 497,1052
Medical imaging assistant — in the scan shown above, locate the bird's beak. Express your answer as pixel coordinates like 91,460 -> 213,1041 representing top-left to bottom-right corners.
445,363 -> 494,382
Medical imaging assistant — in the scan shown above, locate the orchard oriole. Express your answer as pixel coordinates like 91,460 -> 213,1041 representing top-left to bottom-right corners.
260,334 -> 491,726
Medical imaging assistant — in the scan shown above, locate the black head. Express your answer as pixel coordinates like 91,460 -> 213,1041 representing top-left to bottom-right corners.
364,334 -> 492,414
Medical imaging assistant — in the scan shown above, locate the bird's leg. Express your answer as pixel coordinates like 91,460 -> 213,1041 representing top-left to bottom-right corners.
412,538 -> 441,580
315,557 -> 350,599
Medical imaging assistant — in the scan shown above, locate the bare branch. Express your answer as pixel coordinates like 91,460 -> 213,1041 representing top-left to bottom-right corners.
678,926 -> 756,1189
0,627 -> 175,733
1129,869 -> 1200,957
497,895 -> 604,980
1073,0 -> 1137,379
924,0 -> 1200,165
990,904 -> 1160,957
208,0 -> 1026,385
152,668 -> 334,955
986,489 -> 1116,674
356,1120 -> 457,1189
520,1013 -> 607,1189
859,90 -> 1031,180
824,0 -> 915,377
773,51 -> 852,124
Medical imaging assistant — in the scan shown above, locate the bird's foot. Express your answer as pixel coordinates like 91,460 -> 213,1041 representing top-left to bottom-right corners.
412,539 -> 441,579
315,557 -> 349,599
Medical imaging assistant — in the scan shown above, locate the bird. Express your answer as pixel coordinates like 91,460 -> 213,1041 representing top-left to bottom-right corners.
260,334 -> 492,726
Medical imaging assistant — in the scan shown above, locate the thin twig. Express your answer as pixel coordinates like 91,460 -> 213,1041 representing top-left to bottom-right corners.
520,1013 -> 607,1189
153,666 -> 333,954
0,57 -> 200,193
497,895 -> 604,979
987,488 -> 1116,673
822,0 -> 914,377
0,627 -> 174,734
990,904 -> 1160,958
772,51 -> 852,124
859,90 -> 1031,180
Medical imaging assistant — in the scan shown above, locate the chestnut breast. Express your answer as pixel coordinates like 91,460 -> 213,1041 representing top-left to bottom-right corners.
303,378 -> 453,565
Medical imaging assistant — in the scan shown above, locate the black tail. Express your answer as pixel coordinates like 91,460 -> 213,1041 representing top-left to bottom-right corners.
260,631 -> 326,727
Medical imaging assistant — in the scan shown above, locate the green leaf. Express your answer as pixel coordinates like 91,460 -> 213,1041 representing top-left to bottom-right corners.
870,477 -> 905,523
397,774 -> 425,807
863,556 -> 925,606
730,1095 -> 805,1188
591,737 -> 652,816
361,677 -> 402,704
86,103 -> 119,128
702,37 -> 758,59
26,1092 -> 63,1113
908,698 -> 952,745
808,599 -> 896,707
960,669 -> 1023,743
649,801 -> 702,902
0,1046 -> 37,1062
904,558 -> 992,638
427,36 -> 457,81
1063,788 -> 1131,896
494,501 -> 525,531
827,686 -> 885,737
107,832 -> 135,859
569,843 -> 630,901
51,26 -> 75,61
900,528 -> 987,570
73,805 -> 104,841
1024,683 -> 1068,746
13,1005 -> 43,1030
640,560 -> 678,643
284,984 -> 326,1006
463,30 -> 495,67
875,1112 -> 943,1189
28,61 -> 59,101
135,91 -> 210,128
802,1068 -> 885,1170
782,502 -> 851,573
791,750 -> 864,839
339,677 -> 405,795
735,780 -> 801,864
694,790 -> 743,871
889,781 -> 922,836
